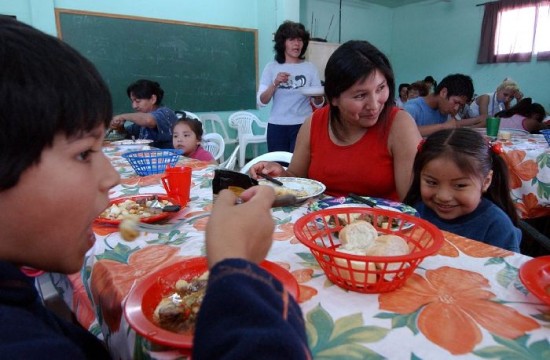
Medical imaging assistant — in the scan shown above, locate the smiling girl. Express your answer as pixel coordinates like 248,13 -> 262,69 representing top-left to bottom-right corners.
404,128 -> 521,252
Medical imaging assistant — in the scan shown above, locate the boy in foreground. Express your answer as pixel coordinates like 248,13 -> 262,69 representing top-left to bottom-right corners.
0,17 -> 309,359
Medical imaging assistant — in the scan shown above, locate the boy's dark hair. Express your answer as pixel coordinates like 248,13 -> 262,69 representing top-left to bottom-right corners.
126,79 -> 164,105
324,40 -> 396,142
434,74 -> 474,102
273,21 -> 310,64
0,17 -> 112,190
174,117 -> 204,141
404,128 -> 518,225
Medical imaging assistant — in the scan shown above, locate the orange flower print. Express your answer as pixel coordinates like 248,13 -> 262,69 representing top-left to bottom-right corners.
120,173 -> 162,187
515,193 -> 548,219
501,150 -> 538,189
67,273 -> 96,330
273,223 -> 296,242
90,245 -> 186,331
379,266 -> 539,355
442,232 -> 512,258
298,285 -> 318,303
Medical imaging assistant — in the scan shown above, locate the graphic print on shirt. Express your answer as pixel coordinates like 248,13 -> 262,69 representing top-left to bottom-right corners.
280,75 -> 307,90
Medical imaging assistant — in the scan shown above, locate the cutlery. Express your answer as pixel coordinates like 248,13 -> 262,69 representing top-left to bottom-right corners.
258,173 -> 284,186
348,193 -> 378,208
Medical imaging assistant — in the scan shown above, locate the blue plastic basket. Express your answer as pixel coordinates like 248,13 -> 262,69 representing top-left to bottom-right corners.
122,149 -> 183,176
541,129 -> 550,146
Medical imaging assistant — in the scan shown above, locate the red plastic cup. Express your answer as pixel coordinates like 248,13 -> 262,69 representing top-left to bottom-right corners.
162,166 -> 192,206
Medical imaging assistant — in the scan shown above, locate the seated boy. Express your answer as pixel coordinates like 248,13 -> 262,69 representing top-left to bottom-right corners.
404,74 -> 480,137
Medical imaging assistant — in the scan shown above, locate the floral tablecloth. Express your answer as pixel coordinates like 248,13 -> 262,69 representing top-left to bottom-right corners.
498,133 -> 550,219
50,144 -> 550,360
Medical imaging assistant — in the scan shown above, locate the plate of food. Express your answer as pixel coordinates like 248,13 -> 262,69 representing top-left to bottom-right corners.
95,194 -> 177,225
308,196 -> 418,231
300,86 -> 325,97
111,139 -> 154,149
519,255 -> 550,305
124,257 -> 299,350
258,177 -> 326,202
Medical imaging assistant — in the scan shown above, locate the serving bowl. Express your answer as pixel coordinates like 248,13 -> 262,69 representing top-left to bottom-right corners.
122,149 -> 182,176
294,207 -> 444,293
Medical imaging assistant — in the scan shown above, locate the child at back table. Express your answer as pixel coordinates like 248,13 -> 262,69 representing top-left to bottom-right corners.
172,116 -> 216,163
404,128 -> 521,252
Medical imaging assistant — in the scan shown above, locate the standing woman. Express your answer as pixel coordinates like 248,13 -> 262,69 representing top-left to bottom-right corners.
250,40 -> 421,201
110,79 -> 178,149
257,21 -> 324,152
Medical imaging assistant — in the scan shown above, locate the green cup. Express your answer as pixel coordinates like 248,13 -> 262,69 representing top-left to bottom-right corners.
486,117 -> 501,137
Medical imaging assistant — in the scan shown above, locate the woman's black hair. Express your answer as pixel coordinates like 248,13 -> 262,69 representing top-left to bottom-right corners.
324,40 -> 396,142
126,79 -> 164,105
0,17 -> 112,190
173,117 -> 204,141
273,21 -> 310,64
495,97 -> 546,124
404,128 -> 518,225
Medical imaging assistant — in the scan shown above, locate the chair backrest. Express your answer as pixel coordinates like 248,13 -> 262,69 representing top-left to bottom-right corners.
219,144 -> 240,170
202,133 -> 225,161
240,151 -> 293,174
227,111 -> 267,141
199,113 -> 237,145
175,110 -> 200,120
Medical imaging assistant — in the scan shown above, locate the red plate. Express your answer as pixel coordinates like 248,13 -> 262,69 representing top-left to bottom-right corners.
124,257 -> 299,350
95,194 -> 176,225
519,255 -> 550,305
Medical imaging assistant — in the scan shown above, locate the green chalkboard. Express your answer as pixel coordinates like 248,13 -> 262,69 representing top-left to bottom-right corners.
56,9 -> 257,113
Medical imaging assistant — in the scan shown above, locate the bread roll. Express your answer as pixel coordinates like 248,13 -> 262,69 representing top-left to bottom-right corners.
366,234 -> 410,280
339,220 -> 377,250
334,247 -> 377,285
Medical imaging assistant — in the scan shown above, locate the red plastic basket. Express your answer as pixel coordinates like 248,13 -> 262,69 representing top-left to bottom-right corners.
294,207 -> 444,293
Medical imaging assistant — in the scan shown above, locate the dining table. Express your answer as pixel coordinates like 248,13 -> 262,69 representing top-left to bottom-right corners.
47,143 -> 550,360
496,132 -> 550,219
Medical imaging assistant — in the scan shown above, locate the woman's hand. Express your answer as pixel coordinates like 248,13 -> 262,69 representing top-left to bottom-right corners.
273,72 -> 291,87
248,161 -> 286,179
110,115 -> 125,130
205,186 -> 276,268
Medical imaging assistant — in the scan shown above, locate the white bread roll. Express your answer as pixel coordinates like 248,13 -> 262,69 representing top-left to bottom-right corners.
334,247 -> 377,285
366,234 -> 410,280
339,220 -> 377,250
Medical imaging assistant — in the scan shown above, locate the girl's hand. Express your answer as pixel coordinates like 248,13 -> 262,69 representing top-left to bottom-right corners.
248,161 -> 285,179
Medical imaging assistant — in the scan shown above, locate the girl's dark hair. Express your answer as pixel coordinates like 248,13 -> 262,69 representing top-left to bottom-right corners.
126,79 -> 164,105
273,21 -> 310,64
174,117 -> 204,141
0,17 -> 112,190
324,40 -> 396,141
423,75 -> 437,89
495,97 -> 546,124
404,128 -> 518,225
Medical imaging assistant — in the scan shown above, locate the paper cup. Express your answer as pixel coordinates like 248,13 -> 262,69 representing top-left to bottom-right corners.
161,166 -> 192,206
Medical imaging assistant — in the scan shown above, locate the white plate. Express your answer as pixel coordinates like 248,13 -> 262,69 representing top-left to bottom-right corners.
258,177 -> 325,202
111,139 -> 154,148
300,86 -> 325,97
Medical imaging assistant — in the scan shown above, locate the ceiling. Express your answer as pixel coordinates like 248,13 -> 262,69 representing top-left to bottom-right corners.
357,0 -> 445,8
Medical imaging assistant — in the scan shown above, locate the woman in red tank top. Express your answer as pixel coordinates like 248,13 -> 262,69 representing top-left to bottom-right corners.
249,40 -> 421,201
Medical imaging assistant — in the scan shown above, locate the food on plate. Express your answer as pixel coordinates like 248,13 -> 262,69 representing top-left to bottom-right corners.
339,220 -> 378,250
119,215 -> 140,241
153,271 -> 209,334
99,198 -> 173,220
272,186 -> 308,199
334,221 -> 411,284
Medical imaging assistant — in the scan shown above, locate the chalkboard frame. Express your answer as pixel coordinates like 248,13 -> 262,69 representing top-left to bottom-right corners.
55,9 -> 258,113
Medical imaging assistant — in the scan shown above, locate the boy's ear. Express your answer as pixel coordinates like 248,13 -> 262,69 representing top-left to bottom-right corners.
439,87 -> 448,99
482,170 -> 493,193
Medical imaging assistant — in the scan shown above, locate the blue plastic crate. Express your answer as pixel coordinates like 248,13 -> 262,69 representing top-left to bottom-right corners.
122,149 -> 183,176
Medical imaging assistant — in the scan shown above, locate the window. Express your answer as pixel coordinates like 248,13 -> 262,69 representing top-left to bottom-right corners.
477,1 -> 550,63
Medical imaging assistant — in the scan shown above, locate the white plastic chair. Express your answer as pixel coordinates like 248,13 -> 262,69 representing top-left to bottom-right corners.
219,144 -> 240,171
202,133 -> 225,161
240,151 -> 293,174
175,110 -> 200,120
228,111 -> 268,168
199,113 -> 238,162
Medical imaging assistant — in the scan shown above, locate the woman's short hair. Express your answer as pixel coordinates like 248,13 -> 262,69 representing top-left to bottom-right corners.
273,21 -> 310,64
126,79 -> 164,105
